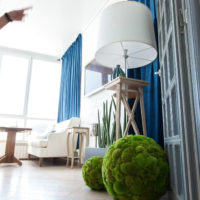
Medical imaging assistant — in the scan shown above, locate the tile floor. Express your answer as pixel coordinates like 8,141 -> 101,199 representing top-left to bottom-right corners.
0,160 -> 169,200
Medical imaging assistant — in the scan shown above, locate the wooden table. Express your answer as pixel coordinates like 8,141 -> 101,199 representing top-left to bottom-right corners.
104,77 -> 149,139
0,127 -> 32,166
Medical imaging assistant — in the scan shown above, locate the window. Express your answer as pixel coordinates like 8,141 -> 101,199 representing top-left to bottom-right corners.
27,59 -> 61,119
0,55 -> 29,115
0,53 -> 61,134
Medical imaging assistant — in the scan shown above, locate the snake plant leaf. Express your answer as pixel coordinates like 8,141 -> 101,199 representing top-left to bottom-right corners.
112,97 -> 116,111
111,120 -> 116,144
97,110 -> 102,148
97,97 -> 125,148
123,108 -> 128,134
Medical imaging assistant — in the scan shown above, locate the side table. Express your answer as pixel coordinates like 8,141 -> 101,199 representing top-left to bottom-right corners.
0,127 -> 32,166
66,127 -> 89,168
104,77 -> 149,139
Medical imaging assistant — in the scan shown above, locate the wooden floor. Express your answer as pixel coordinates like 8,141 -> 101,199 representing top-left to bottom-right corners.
0,160 -> 112,200
0,160 -> 169,200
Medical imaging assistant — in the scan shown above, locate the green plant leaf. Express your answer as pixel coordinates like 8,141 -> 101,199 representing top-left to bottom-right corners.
97,110 -> 102,148
112,97 -> 116,111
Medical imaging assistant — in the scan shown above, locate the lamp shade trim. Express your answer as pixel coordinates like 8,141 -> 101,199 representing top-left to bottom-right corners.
96,40 -> 157,69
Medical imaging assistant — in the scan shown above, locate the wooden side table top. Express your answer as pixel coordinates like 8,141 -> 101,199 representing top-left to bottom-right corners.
0,127 -> 32,132
104,77 -> 149,98
104,77 -> 149,90
67,127 -> 89,132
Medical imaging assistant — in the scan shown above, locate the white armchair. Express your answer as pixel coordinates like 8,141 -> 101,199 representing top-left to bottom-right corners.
28,117 -> 81,166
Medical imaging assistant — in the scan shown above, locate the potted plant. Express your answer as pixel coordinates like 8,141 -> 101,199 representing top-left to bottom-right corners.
85,97 -> 127,161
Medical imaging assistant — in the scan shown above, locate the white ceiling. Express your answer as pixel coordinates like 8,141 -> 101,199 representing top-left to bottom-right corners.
0,0 -> 108,57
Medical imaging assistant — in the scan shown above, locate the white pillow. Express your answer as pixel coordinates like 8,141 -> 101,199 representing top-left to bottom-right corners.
55,120 -> 70,132
43,124 -> 56,133
41,124 -> 56,139
31,123 -> 50,135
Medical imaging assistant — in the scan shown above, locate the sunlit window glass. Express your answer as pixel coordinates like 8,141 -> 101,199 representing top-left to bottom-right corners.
27,59 -> 61,119
0,55 -> 29,115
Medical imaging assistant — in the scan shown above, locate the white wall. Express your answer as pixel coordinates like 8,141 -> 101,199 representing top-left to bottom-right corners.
80,0 -> 126,146
0,0 -> 81,57
0,0 -> 121,58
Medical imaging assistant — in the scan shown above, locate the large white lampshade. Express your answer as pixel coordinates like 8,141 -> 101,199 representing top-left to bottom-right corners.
95,1 -> 157,69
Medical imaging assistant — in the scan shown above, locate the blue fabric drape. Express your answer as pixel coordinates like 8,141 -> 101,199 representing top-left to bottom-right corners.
128,0 -> 163,146
57,34 -> 82,122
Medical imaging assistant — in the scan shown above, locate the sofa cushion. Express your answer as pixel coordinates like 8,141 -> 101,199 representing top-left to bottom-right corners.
55,117 -> 80,133
42,130 -> 56,139
31,123 -> 56,137
29,139 -> 48,148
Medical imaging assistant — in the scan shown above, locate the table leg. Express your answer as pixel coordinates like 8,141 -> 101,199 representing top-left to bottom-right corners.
66,157 -> 69,167
66,132 -> 71,167
139,88 -> 147,136
0,131 -> 22,166
71,132 -> 76,168
6,131 -> 16,157
79,134 -> 83,167
39,158 -> 43,167
121,94 -> 140,135
0,155 -> 7,163
13,157 -> 22,166
116,84 -> 121,140
0,154 -> 22,166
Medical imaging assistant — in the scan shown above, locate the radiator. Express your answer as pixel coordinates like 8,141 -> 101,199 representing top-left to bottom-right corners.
14,141 -> 29,159
0,141 -> 29,159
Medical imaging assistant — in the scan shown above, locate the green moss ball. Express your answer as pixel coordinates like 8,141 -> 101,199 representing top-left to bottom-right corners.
82,156 -> 105,190
102,135 -> 169,200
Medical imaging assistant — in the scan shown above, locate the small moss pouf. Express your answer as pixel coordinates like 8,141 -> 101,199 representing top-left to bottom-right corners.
82,156 -> 105,190
102,135 -> 169,200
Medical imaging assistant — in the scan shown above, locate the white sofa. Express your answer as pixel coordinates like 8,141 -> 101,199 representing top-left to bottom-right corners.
28,117 -> 81,166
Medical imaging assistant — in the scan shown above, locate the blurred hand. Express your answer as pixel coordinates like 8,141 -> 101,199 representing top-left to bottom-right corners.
8,7 -> 32,21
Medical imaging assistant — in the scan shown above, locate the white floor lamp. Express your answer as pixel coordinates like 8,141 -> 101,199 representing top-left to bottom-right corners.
95,1 -> 158,74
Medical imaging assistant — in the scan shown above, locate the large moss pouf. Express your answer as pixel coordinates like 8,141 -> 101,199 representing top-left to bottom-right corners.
82,156 -> 105,190
102,135 -> 169,200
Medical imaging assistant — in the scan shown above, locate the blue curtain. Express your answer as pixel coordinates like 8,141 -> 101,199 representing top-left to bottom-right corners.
57,34 -> 82,122
128,0 -> 163,146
